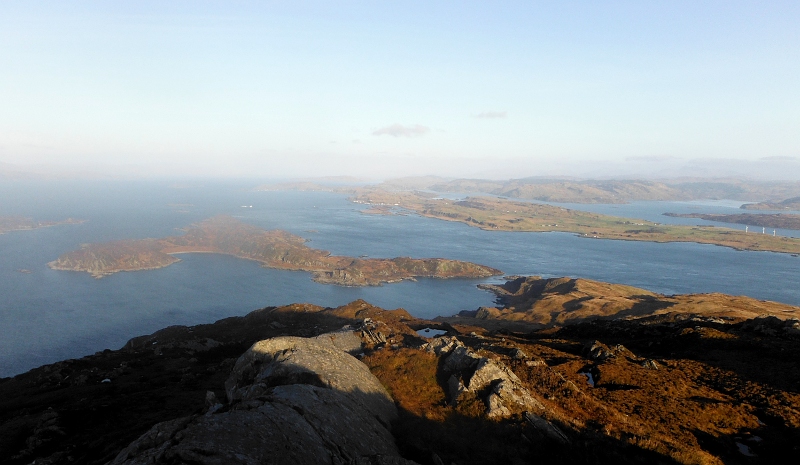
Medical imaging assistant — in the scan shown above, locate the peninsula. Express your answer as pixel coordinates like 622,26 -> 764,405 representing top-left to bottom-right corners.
350,190 -> 800,254
741,196 -> 800,211
48,216 -> 501,285
664,212 -> 800,231
439,275 -> 800,330
0,216 -> 84,234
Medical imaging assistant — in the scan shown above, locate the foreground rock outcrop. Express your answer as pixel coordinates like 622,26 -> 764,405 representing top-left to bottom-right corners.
425,336 -> 544,418
110,329 -> 415,465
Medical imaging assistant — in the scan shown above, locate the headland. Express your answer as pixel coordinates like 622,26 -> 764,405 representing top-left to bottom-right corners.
741,197 -> 800,211
439,275 -> 800,330
664,212 -> 800,231
0,216 -> 85,234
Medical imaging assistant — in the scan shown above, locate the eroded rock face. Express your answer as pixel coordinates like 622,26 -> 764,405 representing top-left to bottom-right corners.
426,336 -> 544,418
109,331 -> 416,465
584,340 -> 633,361
742,315 -> 800,337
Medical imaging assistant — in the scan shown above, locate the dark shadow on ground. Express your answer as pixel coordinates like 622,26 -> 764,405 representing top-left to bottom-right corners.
3,302 -> 800,465
546,317 -> 800,395
0,305 -> 359,465
390,405 -> 683,465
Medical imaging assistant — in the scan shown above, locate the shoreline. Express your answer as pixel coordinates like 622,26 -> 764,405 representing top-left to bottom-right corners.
0,217 -> 86,235
420,211 -> 800,254
348,191 -> 800,255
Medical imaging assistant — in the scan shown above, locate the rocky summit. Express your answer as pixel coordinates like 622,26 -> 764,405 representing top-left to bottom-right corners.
1,278 -> 800,465
110,329 -> 413,465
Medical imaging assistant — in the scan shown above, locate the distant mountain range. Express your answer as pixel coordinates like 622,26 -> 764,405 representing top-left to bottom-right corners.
377,176 -> 800,204
258,175 -> 800,205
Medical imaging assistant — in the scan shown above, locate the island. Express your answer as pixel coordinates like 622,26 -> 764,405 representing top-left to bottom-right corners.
0,216 -> 84,234
741,196 -> 800,211
664,212 -> 800,231
349,190 -> 800,254
48,216 -> 501,285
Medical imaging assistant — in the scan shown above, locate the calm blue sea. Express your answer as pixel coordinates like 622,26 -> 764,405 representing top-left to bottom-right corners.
1,180 -> 798,377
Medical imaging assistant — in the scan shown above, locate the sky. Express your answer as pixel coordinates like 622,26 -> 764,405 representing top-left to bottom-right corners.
1,1 -> 799,179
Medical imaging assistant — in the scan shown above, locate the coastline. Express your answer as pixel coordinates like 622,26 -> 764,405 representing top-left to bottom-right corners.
348,191 -> 800,255
0,217 -> 86,235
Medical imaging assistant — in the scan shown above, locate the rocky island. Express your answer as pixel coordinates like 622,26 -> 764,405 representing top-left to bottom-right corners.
350,190 -> 800,254
0,216 -> 84,234
2,277 -> 799,465
48,216 -> 501,285
664,212 -> 800,231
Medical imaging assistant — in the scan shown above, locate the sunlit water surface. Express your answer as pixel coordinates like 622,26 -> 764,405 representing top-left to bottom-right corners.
1,180 -> 797,376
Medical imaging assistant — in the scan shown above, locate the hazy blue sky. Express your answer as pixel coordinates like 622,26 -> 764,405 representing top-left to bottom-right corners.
1,1 -> 799,178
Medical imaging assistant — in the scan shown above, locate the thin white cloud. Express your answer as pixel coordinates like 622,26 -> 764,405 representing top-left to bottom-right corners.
760,156 -> 797,161
372,124 -> 430,137
475,111 -> 507,119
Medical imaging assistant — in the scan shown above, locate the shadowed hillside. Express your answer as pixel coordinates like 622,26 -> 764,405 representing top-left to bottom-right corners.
2,279 -> 799,464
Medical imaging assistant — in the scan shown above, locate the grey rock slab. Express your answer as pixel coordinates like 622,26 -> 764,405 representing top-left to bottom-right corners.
109,330 -> 418,465
267,384 -> 400,457
312,328 -> 364,355
225,335 -> 396,425
109,402 -> 333,465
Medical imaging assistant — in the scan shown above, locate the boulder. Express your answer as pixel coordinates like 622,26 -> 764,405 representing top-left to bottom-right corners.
584,340 -> 633,361
640,359 -> 660,370
109,331 -> 417,465
428,336 -> 544,418
224,335 -> 395,425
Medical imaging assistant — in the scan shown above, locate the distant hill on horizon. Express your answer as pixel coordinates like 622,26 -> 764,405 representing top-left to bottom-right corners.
372,176 -> 800,204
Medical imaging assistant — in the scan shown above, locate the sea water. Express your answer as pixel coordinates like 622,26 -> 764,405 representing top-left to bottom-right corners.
0,180 -> 798,377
